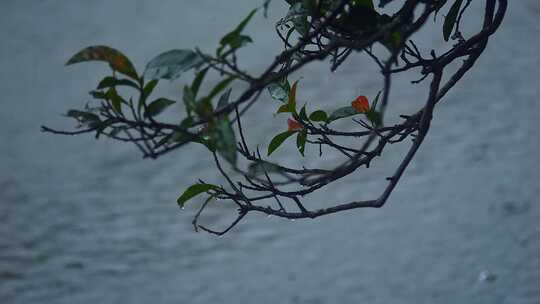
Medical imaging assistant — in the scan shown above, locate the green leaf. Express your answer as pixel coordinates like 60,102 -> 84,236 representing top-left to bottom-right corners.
191,67 -> 209,99
247,160 -> 283,177
267,77 -> 290,103
177,183 -> 220,207
106,88 -> 123,114
371,90 -> 382,110
298,105 -> 308,122
216,88 -> 232,111
327,106 -> 360,123
142,79 -> 159,103
97,76 -> 139,90
218,9 -> 258,55
443,0 -> 463,41
292,9 -> 309,35
207,76 -> 236,101
143,49 -> 205,80
366,110 -> 382,127
268,130 -> 295,156
66,45 -> 138,80
65,110 -> 101,128
276,103 -> 291,114
309,110 -> 328,122
296,129 -> 307,156
183,85 -> 196,116
89,90 -> 107,99
145,98 -> 176,117
194,97 -> 214,117
212,117 -> 237,165
179,116 -> 195,129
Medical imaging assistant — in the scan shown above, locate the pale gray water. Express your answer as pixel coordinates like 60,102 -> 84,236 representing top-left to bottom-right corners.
1,1 -> 539,303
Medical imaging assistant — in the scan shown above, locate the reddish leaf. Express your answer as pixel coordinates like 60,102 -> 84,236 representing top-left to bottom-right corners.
66,45 -> 138,80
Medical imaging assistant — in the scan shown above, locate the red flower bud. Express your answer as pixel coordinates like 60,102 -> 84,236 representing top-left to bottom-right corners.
351,95 -> 370,113
287,118 -> 303,132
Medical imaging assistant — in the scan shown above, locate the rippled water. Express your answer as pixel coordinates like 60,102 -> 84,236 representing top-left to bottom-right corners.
1,1 -> 539,303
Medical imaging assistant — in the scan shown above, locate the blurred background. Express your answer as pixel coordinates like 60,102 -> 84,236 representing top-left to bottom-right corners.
1,1 -> 539,303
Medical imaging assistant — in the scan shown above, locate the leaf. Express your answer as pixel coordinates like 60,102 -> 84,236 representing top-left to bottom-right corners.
89,90 -> 107,100
247,160 -> 282,177
212,117 -> 237,165
183,85 -> 196,116
179,116 -> 195,129
298,105 -> 308,122
97,76 -> 139,90
217,9 -> 257,56
145,98 -> 176,117
296,129 -> 307,156
285,80 -> 299,114
267,77 -> 290,103
309,110 -> 328,122
177,183 -> 220,207
66,45 -> 138,80
268,130 -> 295,156
216,88 -> 232,111
280,3 -> 309,35
191,68 -> 209,99
327,106 -> 360,123
366,110 -> 382,127
142,79 -> 159,103
207,76 -> 236,101
371,90 -> 382,110
106,88 -> 123,114
443,0 -> 463,41
194,97 -> 214,117
65,110 -> 101,128
277,103 -> 292,114
143,49 -> 205,80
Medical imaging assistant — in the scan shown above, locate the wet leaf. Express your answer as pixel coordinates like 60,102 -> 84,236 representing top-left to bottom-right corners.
207,76 -> 236,101
143,49 -> 205,80
218,9 -> 258,55
327,106 -> 359,123
216,88 -> 232,111
105,88 -> 123,114
212,117 -> 237,165
296,129 -> 307,156
66,45 -> 138,80
145,98 -> 176,117
298,105 -> 308,122
191,68 -> 209,99
97,76 -> 139,90
183,85 -> 196,116
142,79 -> 159,103
267,77 -> 290,102
65,110 -> 101,127
309,110 -> 328,122
366,110 -> 382,127
247,160 -> 282,177
177,183 -> 219,207
268,130 -> 295,156
443,0 -> 463,41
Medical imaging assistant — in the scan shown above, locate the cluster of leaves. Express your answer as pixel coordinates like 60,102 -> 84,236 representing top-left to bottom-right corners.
45,0 -> 507,235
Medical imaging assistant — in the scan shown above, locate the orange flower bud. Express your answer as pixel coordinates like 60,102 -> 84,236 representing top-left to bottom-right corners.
287,118 -> 303,132
351,95 -> 370,113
